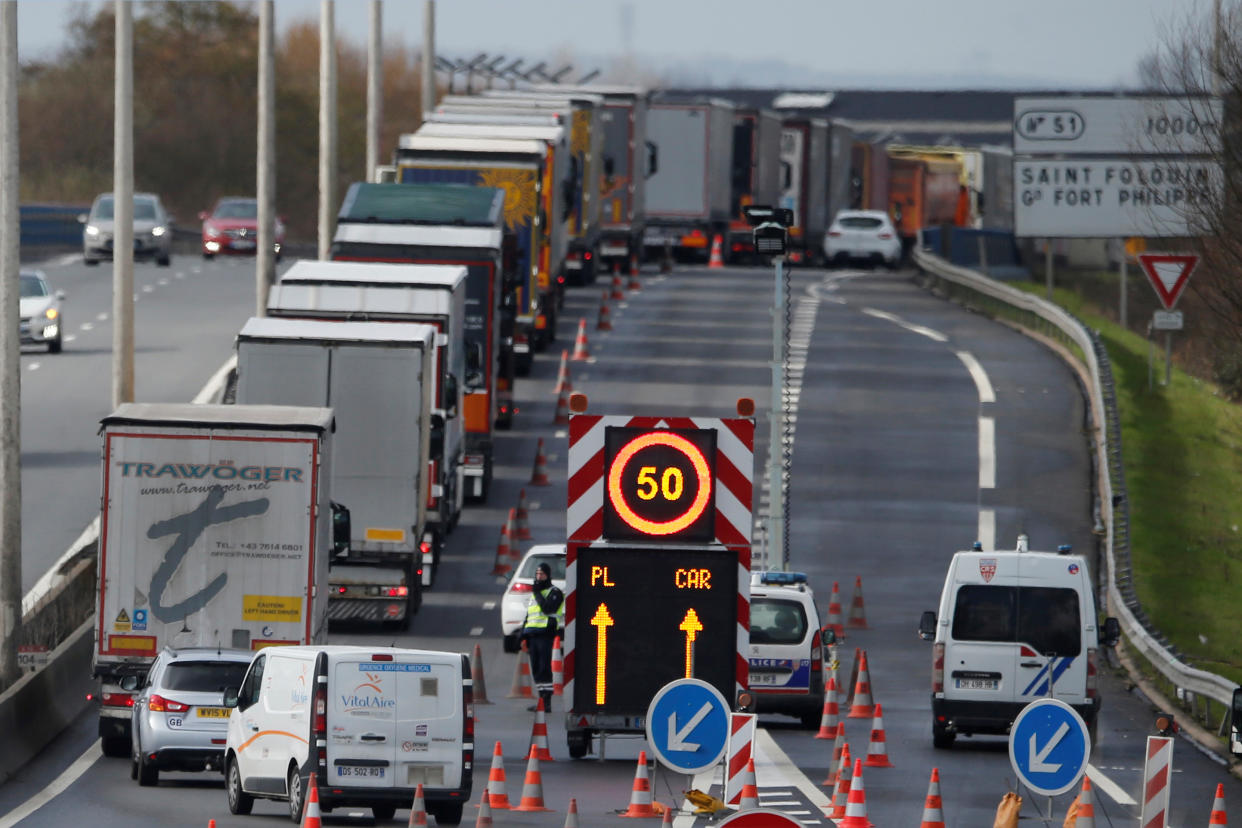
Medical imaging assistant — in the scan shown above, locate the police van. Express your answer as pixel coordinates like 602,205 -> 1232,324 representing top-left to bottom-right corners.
748,571 -> 828,729
223,645 -> 472,824
918,537 -> 1119,749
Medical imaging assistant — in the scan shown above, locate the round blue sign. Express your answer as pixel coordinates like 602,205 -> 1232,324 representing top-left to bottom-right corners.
645,678 -> 730,774
1008,698 -> 1091,796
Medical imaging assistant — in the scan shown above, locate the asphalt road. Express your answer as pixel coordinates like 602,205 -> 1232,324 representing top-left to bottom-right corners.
1,262 -> 1236,827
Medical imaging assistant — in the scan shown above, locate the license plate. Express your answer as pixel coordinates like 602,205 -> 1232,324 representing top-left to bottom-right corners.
750,674 -> 783,686
337,765 -> 385,778
231,240 -> 256,250
600,244 -> 627,256
566,259 -> 582,270
955,678 -> 998,690
196,707 -> 229,718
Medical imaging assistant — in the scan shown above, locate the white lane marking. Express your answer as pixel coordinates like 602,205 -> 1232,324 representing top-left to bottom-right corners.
978,508 -> 996,552
27,362 -> 39,371
469,626 -> 484,636
63,334 -> 76,343
142,284 -> 154,293
191,354 -> 237,404
861,307 -> 949,342
1087,763 -> 1138,806
0,740 -> 102,828
956,351 -> 995,403
79,322 -> 93,331
95,312 -> 107,322
481,601 -> 496,611
157,278 -> 169,286
979,416 -> 996,489
175,271 -> 185,279
754,728 -> 833,814
554,429 -> 567,438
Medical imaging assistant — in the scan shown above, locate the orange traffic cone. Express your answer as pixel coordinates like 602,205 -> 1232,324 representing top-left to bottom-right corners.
529,696 -> 554,761
1070,776 -> 1096,827
848,575 -> 869,629
597,291 -> 614,331
508,640 -> 533,699
551,636 -> 564,695
815,676 -> 840,738
554,386 -> 571,426
1210,783 -> 1228,826
829,743 -> 852,817
475,791 -> 495,827
491,510 -> 516,576
660,802 -> 673,825
708,234 -> 724,268
408,782 -> 428,826
611,265 -> 625,301
620,750 -> 659,818
920,768 -> 945,828
209,821 -> 217,828
513,745 -> 553,812
300,772 -> 322,828
848,650 -> 875,719
737,758 -> 759,810
482,742 -> 510,810
531,438 -> 551,486
514,489 -> 533,540
823,720 -> 845,785
471,643 -> 491,705
553,349 -> 573,395
838,758 -> 873,828
863,703 -> 893,767
564,797 -> 581,828
628,254 -> 642,291
826,581 -> 845,639
570,318 -> 591,361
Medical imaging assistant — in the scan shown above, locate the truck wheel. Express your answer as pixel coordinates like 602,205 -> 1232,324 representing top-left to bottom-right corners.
932,722 -> 956,749
430,802 -> 464,825
227,757 -> 254,815
102,735 -> 129,758
568,731 -> 590,759
372,804 -> 396,821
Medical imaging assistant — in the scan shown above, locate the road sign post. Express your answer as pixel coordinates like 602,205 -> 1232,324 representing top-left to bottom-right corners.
1008,698 -> 1091,798
645,678 -> 731,775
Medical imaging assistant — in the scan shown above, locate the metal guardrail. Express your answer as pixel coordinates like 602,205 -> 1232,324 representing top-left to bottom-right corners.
912,245 -> 1240,719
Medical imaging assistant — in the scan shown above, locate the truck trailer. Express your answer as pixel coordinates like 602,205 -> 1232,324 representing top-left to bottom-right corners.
727,107 -> 782,262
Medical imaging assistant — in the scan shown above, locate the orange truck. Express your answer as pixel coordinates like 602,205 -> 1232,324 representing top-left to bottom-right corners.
887,157 -> 964,242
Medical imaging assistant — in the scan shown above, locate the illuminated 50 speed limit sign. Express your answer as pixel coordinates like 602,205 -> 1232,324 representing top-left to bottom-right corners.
603,427 -> 716,543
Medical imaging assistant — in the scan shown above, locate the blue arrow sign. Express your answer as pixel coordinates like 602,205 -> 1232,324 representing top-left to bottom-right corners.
1008,698 -> 1091,796
646,678 -> 731,774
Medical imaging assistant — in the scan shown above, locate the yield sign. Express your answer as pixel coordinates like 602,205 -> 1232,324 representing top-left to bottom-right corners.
1137,252 -> 1199,310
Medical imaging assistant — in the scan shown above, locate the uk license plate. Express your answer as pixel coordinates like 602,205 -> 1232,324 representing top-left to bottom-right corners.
196,707 -> 229,718
955,678 -> 998,690
337,765 -> 385,778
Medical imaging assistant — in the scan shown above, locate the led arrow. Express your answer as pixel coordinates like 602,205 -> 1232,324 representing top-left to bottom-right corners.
679,608 -> 703,678
1028,721 -> 1069,773
591,603 -> 614,705
667,701 -> 712,752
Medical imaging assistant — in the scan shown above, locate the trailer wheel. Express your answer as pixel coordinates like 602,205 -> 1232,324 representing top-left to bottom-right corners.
101,735 -> 129,758
567,730 -> 590,759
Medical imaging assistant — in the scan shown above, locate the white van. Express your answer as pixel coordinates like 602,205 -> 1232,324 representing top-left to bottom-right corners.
222,645 -> 472,824
918,537 -> 1118,749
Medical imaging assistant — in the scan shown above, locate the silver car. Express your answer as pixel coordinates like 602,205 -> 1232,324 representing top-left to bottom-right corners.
125,647 -> 252,786
19,270 -> 64,353
81,192 -> 173,267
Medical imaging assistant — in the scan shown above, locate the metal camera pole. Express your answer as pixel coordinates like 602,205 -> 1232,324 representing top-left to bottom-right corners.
769,252 -> 786,571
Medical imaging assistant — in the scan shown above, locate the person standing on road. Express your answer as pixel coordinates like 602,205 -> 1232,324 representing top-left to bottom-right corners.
521,562 -> 564,712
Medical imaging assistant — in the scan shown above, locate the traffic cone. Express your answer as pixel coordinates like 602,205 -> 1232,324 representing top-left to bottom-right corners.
660,802 -> 674,825
513,745 -> 552,812
554,385 -> 571,426
531,438 -> 551,486
564,798 -> 581,828
708,234 -> 724,268
845,647 -> 861,710
628,253 -> 642,290
597,290 -> 614,331
848,650 -> 874,719
471,643 -> 491,704
529,695 -> 554,761
1070,776 -> 1096,828
620,750 -> 659,818
1210,783 -> 1228,826
482,742 -> 510,810
863,702 -> 893,767
815,676 -> 840,739
570,318 -> 591,361
826,581 -> 845,639
208,821 -> 216,828
300,772 -> 322,828
838,759 -> 873,828
508,640 -> 533,699
737,758 -> 759,811
490,510 -> 515,576
829,743 -> 852,817
553,349 -> 573,395
848,575 -> 868,629
919,768 -> 945,828
408,782 -> 428,827
514,489 -> 533,540
551,636 -> 564,695
475,792 -> 495,827
823,721 -> 846,785
611,265 -> 625,301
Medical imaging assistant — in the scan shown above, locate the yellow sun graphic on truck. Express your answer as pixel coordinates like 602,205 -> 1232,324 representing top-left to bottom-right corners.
479,168 -> 537,230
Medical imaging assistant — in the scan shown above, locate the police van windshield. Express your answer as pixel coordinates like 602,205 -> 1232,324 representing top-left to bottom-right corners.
750,598 -> 808,645
951,585 -> 1081,656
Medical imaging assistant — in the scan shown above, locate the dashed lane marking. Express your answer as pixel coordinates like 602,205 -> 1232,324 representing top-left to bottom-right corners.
63,335 -> 76,343
27,362 -> 39,371
979,416 -> 996,489
978,508 -> 996,552
95,312 -> 107,322
861,307 -> 949,342
79,322 -> 93,331
469,627 -> 484,636
481,601 -> 496,610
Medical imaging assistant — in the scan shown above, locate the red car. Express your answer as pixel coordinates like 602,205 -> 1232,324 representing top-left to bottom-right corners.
199,197 -> 284,259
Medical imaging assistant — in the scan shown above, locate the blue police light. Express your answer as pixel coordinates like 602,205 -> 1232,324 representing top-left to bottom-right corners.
972,541 -> 983,551
1057,544 -> 1073,555
758,571 -> 807,586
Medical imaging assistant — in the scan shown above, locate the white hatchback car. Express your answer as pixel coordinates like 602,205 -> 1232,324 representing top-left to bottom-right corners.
500,544 -> 566,652
823,210 -> 902,268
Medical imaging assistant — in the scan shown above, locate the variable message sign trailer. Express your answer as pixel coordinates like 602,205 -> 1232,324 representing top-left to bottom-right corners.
331,182 -> 515,491
235,318 -> 435,629
92,403 -> 335,758
562,412 -> 755,758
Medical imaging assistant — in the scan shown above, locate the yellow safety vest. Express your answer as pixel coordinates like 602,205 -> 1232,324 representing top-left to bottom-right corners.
525,586 -> 564,630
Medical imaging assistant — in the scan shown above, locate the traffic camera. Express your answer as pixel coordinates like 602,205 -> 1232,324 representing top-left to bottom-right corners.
742,205 -> 792,257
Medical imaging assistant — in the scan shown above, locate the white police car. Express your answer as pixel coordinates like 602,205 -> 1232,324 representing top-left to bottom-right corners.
748,571 -> 829,729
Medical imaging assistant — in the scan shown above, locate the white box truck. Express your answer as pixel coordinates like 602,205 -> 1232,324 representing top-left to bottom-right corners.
269,260 -> 468,570
234,317 -> 435,629
92,403 -> 335,758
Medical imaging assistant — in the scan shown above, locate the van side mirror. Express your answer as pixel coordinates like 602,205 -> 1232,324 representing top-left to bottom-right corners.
820,627 -> 836,646
330,501 -> 351,556
1101,616 -> 1120,647
1231,687 -> 1242,756
918,610 -> 937,641
119,674 -> 140,692
465,343 -> 485,390
429,414 -> 445,459
444,374 -> 459,419
645,141 -> 659,178
223,687 -> 240,709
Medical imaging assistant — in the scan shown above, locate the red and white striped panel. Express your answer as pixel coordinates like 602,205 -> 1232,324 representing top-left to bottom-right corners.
725,713 -> 757,805
563,414 -> 755,712
1140,735 -> 1173,828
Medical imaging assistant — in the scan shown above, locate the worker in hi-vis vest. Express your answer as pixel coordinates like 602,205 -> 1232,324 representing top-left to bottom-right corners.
520,562 -> 565,712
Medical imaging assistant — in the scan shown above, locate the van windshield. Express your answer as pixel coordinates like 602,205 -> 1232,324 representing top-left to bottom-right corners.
951,585 -> 1081,656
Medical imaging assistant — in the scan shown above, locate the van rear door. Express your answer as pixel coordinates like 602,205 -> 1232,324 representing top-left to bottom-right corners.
1013,585 -> 1086,705
946,583 -> 1018,705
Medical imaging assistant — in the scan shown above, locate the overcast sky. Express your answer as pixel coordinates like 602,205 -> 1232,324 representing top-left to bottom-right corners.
16,0 -> 1213,88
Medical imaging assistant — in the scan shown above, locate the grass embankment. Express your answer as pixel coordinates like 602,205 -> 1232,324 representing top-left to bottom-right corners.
1011,280 -> 1242,687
